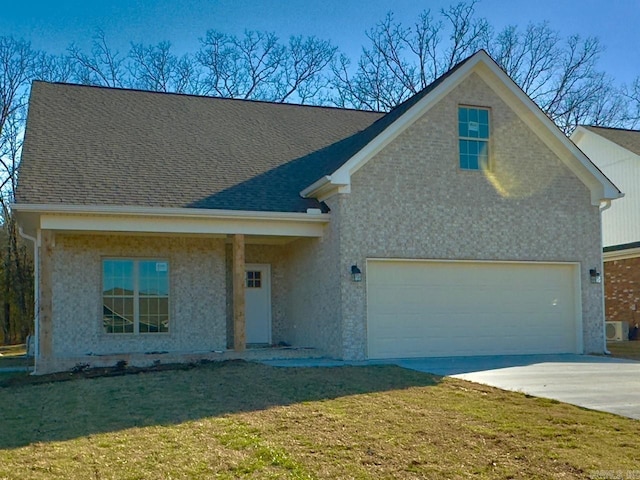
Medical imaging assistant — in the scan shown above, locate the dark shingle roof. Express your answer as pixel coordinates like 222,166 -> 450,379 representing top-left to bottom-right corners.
17,54 -> 475,213
17,83 -> 383,212
584,126 -> 640,157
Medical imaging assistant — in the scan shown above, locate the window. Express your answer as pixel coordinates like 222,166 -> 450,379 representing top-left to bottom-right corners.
459,106 -> 489,170
103,259 -> 169,334
247,270 -> 262,288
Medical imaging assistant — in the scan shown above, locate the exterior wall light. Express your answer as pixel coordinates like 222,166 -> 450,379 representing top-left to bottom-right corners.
351,264 -> 362,282
589,268 -> 601,284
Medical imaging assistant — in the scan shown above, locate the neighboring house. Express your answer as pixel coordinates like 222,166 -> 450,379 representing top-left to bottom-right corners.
572,126 -> 639,326
15,50 -> 621,374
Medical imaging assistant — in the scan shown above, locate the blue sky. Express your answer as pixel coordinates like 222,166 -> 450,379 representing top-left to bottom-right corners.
2,0 -> 638,85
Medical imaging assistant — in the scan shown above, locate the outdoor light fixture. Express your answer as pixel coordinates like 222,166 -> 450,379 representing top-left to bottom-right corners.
589,268 -> 601,284
351,264 -> 362,282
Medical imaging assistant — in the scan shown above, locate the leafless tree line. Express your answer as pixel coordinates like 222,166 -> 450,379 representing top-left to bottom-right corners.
1,1 -> 639,343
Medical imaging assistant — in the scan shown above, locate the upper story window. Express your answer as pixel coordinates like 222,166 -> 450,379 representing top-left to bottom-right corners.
103,259 -> 170,334
459,106 -> 490,170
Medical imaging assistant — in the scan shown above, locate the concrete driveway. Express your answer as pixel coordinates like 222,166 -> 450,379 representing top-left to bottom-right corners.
393,354 -> 640,420
263,354 -> 640,419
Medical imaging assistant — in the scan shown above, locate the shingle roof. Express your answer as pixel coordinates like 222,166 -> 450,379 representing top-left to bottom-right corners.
17,83 -> 384,212
14,52 -> 479,213
584,126 -> 640,157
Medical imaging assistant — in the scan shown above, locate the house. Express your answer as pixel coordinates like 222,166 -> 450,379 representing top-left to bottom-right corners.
14,50 -> 621,374
572,126 -> 639,327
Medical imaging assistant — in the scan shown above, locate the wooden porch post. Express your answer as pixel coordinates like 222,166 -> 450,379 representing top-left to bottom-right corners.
39,230 -> 54,362
232,233 -> 246,351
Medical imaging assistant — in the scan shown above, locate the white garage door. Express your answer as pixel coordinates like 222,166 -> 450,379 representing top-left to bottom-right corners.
367,260 -> 581,359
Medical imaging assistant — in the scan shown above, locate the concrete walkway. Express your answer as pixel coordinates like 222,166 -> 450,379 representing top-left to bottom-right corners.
262,354 -> 640,420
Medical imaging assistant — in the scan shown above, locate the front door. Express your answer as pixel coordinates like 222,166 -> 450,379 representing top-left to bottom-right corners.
245,264 -> 272,344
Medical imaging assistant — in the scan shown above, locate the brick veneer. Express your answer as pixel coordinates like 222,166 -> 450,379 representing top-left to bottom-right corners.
335,72 -> 604,358
604,256 -> 640,326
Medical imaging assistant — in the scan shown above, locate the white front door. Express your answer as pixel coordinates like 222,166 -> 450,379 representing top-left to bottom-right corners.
245,264 -> 272,344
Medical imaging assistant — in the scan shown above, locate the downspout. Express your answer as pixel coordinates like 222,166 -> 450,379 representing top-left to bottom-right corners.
599,200 -> 612,355
18,227 -> 39,373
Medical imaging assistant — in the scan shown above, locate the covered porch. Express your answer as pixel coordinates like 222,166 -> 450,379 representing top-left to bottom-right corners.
14,204 -> 334,374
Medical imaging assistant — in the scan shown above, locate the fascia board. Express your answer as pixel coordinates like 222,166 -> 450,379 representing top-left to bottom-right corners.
570,126 -> 588,144
11,203 -> 329,221
12,204 -> 330,237
300,176 -> 332,198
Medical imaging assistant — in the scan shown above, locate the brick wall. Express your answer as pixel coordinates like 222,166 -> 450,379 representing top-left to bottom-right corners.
45,234 -> 227,372
604,256 -> 640,326
285,201 -> 343,358
334,71 -> 604,359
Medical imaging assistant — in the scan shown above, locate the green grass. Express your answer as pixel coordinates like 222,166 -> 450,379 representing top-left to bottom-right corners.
0,344 -> 32,369
607,340 -> 640,361
0,361 -> 638,479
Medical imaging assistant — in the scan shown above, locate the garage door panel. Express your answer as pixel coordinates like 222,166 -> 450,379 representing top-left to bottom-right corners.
367,260 -> 580,359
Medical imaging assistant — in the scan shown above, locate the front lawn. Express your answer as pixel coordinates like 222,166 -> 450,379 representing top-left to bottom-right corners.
0,344 -> 31,369
0,361 -> 638,479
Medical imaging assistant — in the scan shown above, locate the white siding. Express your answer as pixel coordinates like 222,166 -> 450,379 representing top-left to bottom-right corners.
573,129 -> 640,247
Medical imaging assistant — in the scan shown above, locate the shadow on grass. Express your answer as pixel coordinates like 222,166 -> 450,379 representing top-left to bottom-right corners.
0,360 -> 440,450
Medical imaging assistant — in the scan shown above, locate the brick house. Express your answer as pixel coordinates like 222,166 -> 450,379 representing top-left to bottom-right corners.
572,126 -> 640,329
15,50 -> 620,374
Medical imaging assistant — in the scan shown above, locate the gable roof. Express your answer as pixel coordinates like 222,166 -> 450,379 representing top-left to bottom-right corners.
16,50 -> 621,218
17,82 -> 383,213
581,126 -> 640,156
303,50 -> 622,206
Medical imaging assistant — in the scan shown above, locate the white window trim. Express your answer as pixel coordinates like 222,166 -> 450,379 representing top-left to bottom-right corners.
459,105 -> 490,171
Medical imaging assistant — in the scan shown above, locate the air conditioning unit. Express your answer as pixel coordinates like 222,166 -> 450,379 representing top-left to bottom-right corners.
606,321 -> 629,341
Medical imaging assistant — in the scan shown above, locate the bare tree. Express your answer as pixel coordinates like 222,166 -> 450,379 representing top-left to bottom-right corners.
68,29 -> 127,87
622,77 -> 640,128
33,51 -> 75,83
196,30 -> 336,103
274,36 -> 336,104
0,111 -> 32,343
197,30 -> 284,99
330,1 -> 626,133
331,2 -> 490,110
129,41 -> 202,94
0,38 -> 34,144
488,25 -> 621,131
442,1 -> 491,68
0,37 -> 37,344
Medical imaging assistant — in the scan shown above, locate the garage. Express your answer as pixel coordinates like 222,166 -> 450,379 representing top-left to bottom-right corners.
366,259 -> 581,359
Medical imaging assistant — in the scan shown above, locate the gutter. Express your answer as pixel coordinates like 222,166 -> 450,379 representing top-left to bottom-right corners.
600,200 -> 612,355
18,227 -> 39,374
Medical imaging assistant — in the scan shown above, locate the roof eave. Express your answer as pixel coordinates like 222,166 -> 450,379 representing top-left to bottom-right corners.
300,175 -> 350,202
12,203 -> 331,239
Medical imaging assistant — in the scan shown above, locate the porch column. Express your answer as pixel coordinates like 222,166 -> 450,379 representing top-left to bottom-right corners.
232,233 -> 246,351
39,230 -> 54,362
